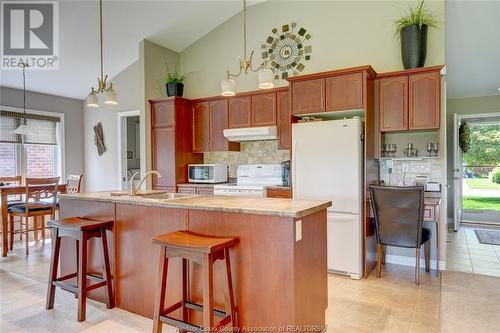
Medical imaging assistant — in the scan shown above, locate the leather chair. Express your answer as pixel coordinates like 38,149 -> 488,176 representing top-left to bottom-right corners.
369,185 -> 431,285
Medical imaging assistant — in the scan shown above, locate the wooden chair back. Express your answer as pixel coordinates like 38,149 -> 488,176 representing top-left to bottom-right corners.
66,174 -> 83,194
24,177 -> 60,218
0,175 -> 22,185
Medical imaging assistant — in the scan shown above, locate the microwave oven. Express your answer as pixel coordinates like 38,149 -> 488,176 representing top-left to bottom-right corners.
188,164 -> 228,183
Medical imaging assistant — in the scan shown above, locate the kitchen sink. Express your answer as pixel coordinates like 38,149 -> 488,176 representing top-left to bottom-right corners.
144,193 -> 198,200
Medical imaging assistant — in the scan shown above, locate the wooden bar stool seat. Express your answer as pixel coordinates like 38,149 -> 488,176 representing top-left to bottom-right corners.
45,217 -> 115,322
152,231 -> 238,333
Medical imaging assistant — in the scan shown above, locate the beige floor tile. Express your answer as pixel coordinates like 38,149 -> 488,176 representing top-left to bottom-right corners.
445,262 -> 473,273
472,266 -> 500,277
373,318 -> 411,333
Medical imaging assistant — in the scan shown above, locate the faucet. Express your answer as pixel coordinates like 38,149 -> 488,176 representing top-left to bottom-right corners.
129,170 -> 162,196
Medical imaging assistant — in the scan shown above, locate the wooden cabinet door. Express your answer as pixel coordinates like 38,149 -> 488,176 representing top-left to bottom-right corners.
177,187 -> 197,194
209,99 -> 230,151
228,96 -> 252,128
152,127 -> 175,188
276,91 -> 291,149
409,72 -> 440,130
251,93 -> 276,126
192,101 -> 210,152
151,101 -> 175,127
325,73 -> 364,112
291,78 -> 325,114
379,76 -> 408,132
196,187 -> 214,195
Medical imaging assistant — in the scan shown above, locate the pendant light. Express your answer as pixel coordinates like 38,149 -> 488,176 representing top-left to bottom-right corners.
221,0 -> 274,96
11,61 -> 36,138
85,0 -> 117,107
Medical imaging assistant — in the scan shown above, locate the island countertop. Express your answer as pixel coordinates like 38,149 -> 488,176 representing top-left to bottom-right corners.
59,191 -> 332,218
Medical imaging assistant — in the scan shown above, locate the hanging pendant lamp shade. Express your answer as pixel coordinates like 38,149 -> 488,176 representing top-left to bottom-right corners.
258,68 -> 274,89
85,88 -> 99,108
104,85 -> 117,105
221,78 -> 236,96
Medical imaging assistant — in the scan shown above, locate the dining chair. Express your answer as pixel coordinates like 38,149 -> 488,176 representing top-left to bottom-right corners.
66,174 -> 83,194
8,177 -> 60,255
1,176 -> 23,246
369,185 -> 431,285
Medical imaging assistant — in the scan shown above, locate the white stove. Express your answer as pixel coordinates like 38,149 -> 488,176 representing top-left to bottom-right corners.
214,164 -> 283,197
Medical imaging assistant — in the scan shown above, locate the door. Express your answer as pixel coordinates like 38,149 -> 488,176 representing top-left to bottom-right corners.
277,90 -> 291,149
209,99 -> 230,151
152,127 -> 175,188
325,73 -> 364,112
453,113 -> 463,231
291,78 -> 325,114
292,119 -> 363,214
379,76 -> 408,132
228,96 -> 252,128
251,93 -> 276,126
192,101 -> 210,152
409,72 -> 440,130
327,212 -> 362,278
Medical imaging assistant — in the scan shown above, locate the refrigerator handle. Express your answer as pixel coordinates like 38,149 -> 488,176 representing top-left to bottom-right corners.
292,140 -> 297,196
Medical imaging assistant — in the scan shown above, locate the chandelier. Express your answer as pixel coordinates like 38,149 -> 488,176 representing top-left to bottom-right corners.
11,61 -> 36,137
220,0 -> 274,96
85,0 -> 117,107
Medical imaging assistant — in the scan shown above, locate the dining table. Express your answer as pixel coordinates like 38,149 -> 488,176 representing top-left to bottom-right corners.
0,183 -> 67,257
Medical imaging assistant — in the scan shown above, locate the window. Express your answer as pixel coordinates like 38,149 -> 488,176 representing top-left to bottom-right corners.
0,110 -> 62,179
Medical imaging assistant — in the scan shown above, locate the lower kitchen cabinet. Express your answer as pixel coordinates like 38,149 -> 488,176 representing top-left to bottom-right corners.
177,185 -> 214,195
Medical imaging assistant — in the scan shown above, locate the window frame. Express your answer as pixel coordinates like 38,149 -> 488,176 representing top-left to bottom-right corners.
0,105 -> 65,180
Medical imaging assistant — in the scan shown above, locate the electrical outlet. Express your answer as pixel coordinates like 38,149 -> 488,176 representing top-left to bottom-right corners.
295,220 -> 302,241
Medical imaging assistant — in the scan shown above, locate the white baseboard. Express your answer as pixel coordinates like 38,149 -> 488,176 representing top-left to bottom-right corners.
385,254 -> 446,270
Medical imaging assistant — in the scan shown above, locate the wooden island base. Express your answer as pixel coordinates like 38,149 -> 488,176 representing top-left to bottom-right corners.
59,198 -> 328,331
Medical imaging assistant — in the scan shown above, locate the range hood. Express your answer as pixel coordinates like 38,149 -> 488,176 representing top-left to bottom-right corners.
223,126 -> 278,142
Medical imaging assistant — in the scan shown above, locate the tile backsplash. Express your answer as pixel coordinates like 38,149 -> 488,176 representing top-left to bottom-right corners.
379,158 -> 442,186
204,141 -> 290,178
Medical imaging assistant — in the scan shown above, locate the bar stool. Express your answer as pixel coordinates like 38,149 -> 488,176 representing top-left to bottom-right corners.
152,231 -> 238,333
45,217 -> 115,322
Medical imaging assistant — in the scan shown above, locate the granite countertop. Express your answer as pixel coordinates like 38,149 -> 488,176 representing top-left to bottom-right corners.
59,192 -> 332,218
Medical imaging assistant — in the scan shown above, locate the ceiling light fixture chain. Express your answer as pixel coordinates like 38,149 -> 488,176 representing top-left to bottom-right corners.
221,0 -> 274,96
11,60 -> 37,138
85,0 -> 117,107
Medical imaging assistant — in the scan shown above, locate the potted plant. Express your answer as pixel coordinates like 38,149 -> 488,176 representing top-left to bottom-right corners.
164,71 -> 187,97
394,0 -> 438,69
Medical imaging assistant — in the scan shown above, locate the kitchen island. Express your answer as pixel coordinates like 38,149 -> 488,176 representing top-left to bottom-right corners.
57,192 -> 331,331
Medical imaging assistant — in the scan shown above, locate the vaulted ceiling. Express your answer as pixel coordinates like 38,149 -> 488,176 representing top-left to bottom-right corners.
0,0 -> 261,99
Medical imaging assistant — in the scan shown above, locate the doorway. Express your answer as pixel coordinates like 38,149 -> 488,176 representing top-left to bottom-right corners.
118,110 -> 141,191
448,113 -> 500,277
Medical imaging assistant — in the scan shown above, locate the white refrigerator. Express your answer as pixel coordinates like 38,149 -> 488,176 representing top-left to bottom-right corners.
292,118 -> 363,279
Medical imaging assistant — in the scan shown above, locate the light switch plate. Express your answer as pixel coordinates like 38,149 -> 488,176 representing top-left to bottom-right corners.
295,220 -> 302,241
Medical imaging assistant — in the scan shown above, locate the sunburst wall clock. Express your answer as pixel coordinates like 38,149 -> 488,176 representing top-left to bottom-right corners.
261,23 -> 312,80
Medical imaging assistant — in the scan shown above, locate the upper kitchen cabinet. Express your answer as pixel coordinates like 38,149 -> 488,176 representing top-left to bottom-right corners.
192,101 -> 210,153
276,89 -> 291,149
288,66 -> 376,115
192,98 -> 240,153
252,92 -> 277,126
379,75 -> 408,132
377,66 -> 443,132
150,97 -> 203,190
290,78 -> 325,114
228,96 -> 252,128
325,73 -> 364,112
409,71 -> 441,130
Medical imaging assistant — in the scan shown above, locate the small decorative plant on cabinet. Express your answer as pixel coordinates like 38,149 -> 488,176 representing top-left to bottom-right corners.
164,71 -> 188,97
394,0 -> 439,69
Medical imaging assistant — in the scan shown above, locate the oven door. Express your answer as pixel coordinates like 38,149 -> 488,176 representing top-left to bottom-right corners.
189,165 -> 213,183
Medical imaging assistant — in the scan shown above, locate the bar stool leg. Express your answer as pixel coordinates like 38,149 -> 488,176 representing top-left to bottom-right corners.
77,231 -> 88,322
224,248 -> 237,329
202,253 -> 214,332
46,228 -> 61,309
9,214 -> 14,251
100,227 -> 115,309
153,247 -> 168,333
41,216 -> 46,245
25,216 -> 29,256
181,258 -> 189,332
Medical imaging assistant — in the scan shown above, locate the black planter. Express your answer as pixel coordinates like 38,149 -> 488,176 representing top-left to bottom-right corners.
166,82 -> 184,97
400,24 -> 428,69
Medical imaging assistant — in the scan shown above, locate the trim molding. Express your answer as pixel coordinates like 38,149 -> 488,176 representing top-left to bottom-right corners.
385,254 -> 446,270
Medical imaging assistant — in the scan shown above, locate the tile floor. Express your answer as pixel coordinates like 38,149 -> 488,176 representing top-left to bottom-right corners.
446,225 -> 500,277
2,239 -> 500,332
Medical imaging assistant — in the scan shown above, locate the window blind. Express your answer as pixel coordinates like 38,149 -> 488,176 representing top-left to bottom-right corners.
0,110 -> 60,145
